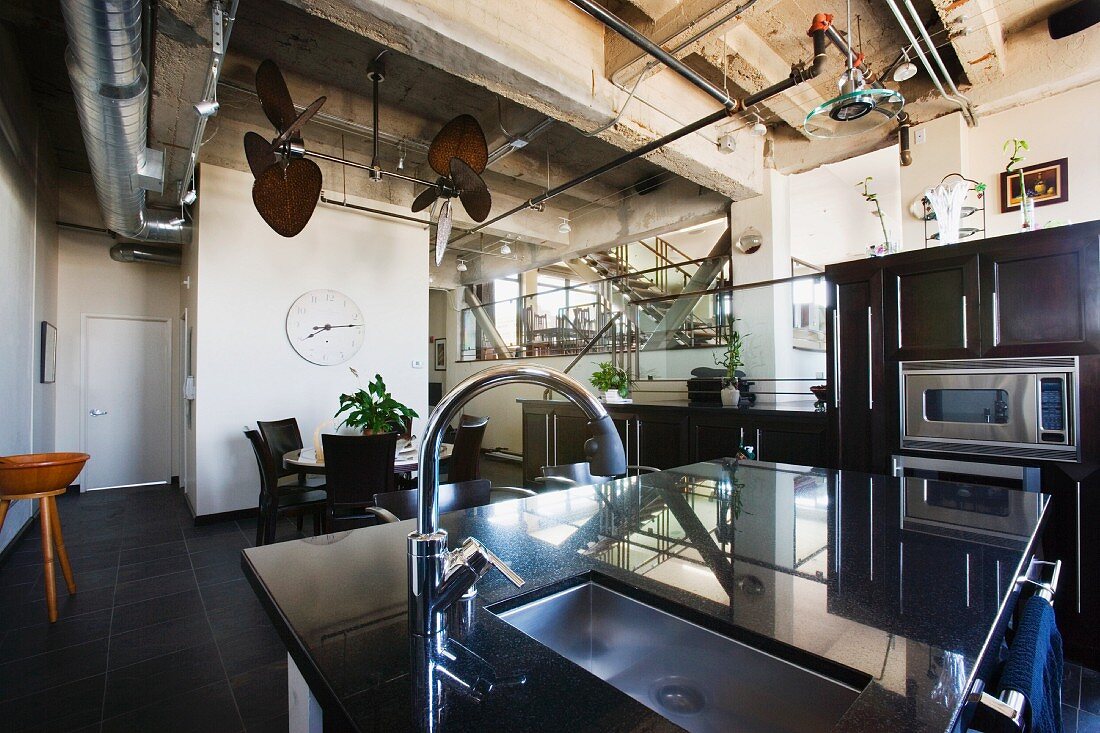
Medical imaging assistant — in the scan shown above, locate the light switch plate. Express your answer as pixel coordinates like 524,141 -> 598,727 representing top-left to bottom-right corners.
411,360 -> 424,369
914,128 -> 927,145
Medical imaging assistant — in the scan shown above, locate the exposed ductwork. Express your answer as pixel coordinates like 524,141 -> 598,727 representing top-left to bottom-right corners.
109,243 -> 183,266
60,0 -> 190,243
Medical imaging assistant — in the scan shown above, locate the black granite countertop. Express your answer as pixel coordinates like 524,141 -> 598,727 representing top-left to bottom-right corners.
517,397 -> 826,416
242,460 -> 1048,733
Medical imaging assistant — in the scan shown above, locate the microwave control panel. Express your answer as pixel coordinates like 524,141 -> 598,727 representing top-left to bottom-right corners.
1038,375 -> 1070,444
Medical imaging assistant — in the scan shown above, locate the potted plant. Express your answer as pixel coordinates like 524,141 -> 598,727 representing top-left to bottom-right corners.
857,176 -> 897,256
334,368 -> 419,435
590,361 -> 630,402
714,317 -> 748,406
1004,138 -> 1034,231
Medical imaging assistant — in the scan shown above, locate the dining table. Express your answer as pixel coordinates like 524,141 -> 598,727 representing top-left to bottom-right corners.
283,443 -> 453,474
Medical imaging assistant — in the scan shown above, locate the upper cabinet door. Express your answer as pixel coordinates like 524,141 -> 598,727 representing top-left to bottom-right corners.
884,255 -> 981,360
980,231 -> 1100,357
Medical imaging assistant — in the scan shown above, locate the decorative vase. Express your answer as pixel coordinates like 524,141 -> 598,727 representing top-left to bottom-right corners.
721,385 -> 740,407
1020,193 -> 1036,231
313,419 -> 334,461
926,181 -> 969,245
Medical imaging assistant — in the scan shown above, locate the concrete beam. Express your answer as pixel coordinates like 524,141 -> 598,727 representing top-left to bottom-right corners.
279,0 -> 761,200
930,0 -> 1008,86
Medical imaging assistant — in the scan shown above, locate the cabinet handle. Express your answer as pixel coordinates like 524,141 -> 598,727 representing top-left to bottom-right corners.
624,418 -> 631,470
961,295 -> 968,348
553,414 -> 558,465
867,306 -> 874,410
832,297 -> 841,408
756,428 -> 762,460
992,291 -> 1000,345
636,419 -> 642,463
544,414 -> 550,466
1077,480 -> 1082,614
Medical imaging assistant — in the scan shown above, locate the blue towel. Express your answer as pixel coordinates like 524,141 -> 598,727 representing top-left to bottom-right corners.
1000,595 -> 1064,733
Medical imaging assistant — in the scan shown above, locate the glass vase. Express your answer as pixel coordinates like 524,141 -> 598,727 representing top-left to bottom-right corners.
1020,194 -> 1036,231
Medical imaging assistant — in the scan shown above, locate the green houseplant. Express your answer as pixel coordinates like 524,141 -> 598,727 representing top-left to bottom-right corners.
590,361 -> 630,400
1004,138 -> 1034,230
857,176 -> 896,256
714,317 -> 748,406
335,368 -> 418,434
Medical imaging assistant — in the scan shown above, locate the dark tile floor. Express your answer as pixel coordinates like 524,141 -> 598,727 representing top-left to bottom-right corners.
1,456 -> 1095,732
0,483 -> 300,733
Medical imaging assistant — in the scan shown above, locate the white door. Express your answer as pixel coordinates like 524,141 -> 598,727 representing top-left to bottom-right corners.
83,315 -> 171,490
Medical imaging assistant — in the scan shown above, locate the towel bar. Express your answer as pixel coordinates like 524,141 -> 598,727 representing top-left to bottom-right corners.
967,558 -> 1061,732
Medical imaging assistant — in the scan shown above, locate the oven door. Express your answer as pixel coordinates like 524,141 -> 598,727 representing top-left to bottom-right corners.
902,372 -> 1037,445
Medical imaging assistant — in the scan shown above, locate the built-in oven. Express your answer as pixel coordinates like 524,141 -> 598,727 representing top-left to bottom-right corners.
900,357 -> 1079,462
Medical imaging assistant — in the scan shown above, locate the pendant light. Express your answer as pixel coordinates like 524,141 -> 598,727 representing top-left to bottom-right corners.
804,0 -> 905,138
893,49 -> 918,82
558,217 -> 572,234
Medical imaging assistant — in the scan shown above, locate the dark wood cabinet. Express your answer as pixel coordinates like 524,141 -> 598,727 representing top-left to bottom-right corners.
690,414 -> 747,464
884,254 -> 981,360
979,232 -> 1100,357
634,413 -> 690,470
756,422 -> 829,467
521,406 -> 552,484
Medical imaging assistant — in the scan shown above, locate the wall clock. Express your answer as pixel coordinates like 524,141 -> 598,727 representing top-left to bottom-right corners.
285,289 -> 365,365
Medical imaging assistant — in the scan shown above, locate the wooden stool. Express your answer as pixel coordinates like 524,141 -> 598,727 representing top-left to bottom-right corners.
0,453 -> 88,623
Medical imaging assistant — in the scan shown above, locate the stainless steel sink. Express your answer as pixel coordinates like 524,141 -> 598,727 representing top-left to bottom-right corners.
494,581 -> 862,733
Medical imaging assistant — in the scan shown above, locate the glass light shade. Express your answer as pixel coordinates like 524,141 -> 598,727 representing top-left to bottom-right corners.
804,88 -> 906,139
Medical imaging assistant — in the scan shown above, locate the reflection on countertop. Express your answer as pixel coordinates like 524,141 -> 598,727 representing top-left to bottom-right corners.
516,397 -> 825,415
242,460 -> 1048,733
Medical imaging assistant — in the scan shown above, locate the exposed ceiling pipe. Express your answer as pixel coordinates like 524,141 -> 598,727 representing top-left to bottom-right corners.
109,243 -> 182,266
884,0 -> 977,126
898,111 -> 913,166
446,18 -> 831,246
59,0 -> 190,243
900,0 -> 977,125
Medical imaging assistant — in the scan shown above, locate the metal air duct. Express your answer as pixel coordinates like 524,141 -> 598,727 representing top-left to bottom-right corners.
109,243 -> 183,266
60,0 -> 190,243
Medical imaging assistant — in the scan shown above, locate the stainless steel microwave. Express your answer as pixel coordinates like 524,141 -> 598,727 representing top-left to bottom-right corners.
900,357 -> 1079,461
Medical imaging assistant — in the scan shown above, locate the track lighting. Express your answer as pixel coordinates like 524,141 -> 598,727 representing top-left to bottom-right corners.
168,216 -> 186,227
750,114 -> 767,137
456,259 -> 468,272
397,140 -> 406,170
558,217 -> 571,234
181,188 -> 198,206
893,50 -> 918,82
194,100 -> 219,118
499,243 -> 511,255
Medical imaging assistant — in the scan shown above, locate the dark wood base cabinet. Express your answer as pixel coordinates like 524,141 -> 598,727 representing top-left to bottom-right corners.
520,401 -> 828,483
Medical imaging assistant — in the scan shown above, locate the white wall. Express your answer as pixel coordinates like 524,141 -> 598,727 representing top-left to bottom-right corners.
53,184 -> 183,485
188,164 -> 429,516
0,29 -> 58,554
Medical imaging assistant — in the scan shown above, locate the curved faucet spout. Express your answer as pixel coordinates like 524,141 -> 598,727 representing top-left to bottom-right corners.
415,364 -> 623,535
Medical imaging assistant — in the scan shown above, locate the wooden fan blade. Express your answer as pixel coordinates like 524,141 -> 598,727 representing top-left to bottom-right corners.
271,96 -> 327,149
435,199 -> 453,266
252,158 -> 322,237
427,115 -> 488,177
243,132 -> 277,179
450,157 -> 491,222
255,60 -> 297,133
411,186 -> 439,213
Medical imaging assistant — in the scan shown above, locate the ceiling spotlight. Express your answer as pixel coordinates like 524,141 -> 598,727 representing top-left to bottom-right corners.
168,216 -> 186,227
456,259 -> 468,272
750,114 -> 767,137
558,217 -> 571,234
397,140 -> 406,170
194,100 -> 219,118
499,243 -> 512,255
893,50 -> 918,82
181,188 -> 198,206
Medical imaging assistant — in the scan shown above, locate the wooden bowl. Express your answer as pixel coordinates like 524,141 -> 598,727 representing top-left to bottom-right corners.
0,453 -> 90,497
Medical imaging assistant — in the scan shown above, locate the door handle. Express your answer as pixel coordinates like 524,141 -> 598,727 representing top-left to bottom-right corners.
867,306 -> 874,410
89,409 -> 108,417
961,295 -> 968,348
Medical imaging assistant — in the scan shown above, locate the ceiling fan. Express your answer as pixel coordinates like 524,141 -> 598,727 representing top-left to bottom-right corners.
243,60 -> 328,237
241,57 -> 493,258
411,115 -> 493,265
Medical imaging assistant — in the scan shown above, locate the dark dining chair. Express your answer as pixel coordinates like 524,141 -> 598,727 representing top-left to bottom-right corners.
321,432 -> 399,532
446,415 -> 489,484
244,430 -> 326,545
257,418 -> 323,485
370,480 -> 536,523
537,461 -> 660,491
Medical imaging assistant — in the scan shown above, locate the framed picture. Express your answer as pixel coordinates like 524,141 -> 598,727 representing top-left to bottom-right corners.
40,321 -> 57,384
434,339 -> 447,371
999,157 -> 1069,212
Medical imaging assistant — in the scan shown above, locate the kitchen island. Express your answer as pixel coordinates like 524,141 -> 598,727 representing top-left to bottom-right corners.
242,459 -> 1049,732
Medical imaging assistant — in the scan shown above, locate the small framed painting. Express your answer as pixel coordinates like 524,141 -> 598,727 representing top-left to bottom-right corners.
434,339 -> 447,371
41,321 -> 57,384
999,157 -> 1069,212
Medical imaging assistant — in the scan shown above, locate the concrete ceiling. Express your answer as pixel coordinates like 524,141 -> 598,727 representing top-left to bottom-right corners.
4,0 -> 1098,284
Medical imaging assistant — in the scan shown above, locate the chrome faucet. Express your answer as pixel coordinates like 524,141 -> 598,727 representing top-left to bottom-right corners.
409,364 -> 626,636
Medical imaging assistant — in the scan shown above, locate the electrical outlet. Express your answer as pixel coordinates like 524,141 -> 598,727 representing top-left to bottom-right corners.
411,360 -> 423,369
914,128 -> 927,145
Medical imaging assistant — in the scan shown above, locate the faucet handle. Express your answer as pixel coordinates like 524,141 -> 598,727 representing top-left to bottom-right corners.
480,544 -> 525,588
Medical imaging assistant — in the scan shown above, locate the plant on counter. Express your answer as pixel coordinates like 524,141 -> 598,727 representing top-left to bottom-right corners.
713,316 -> 748,384
857,176 -> 896,256
335,367 -> 419,434
590,361 -> 631,399
1004,138 -> 1035,230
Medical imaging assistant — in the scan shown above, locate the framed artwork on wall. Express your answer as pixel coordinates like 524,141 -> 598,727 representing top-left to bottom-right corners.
999,157 -> 1069,212
41,321 -> 57,384
434,339 -> 447,371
